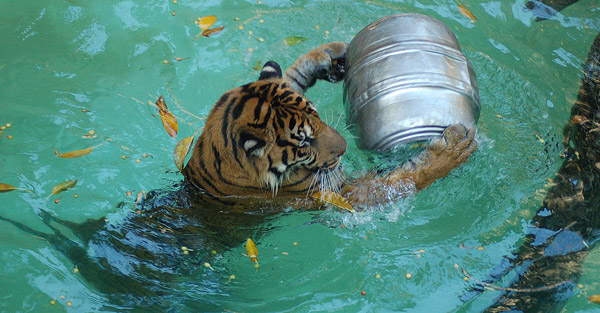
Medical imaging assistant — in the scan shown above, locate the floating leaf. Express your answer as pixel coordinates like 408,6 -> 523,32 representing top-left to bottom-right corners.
245,238 -> 258,264
155,95 -> 178,138
590,295 -> 600,304
48,179 -> 77,198
54,144 -> 104,158
311,191 -> 354,213
0,183 -> 33,193
155,95 -> 168,111
458,3 -> 477,21
282,36 -> 307,46
197,15 -> 217,31
174,136 -> 194,171
202,26 -> 225,37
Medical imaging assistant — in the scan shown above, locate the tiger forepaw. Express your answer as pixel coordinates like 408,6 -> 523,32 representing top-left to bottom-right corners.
428,124 -> 477,160
284,42 -> 348,93
321,42 -> 349,82
423,124 -> 477,172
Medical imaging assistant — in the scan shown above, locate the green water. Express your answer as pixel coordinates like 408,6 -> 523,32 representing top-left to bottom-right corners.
1,0 -> 599,312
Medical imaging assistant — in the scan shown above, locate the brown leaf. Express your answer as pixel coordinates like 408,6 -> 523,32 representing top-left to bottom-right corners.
0,183 -> 33,193
197,15 -> 216,31
155,95 -> 168,112
155,96 -> 178,138
173,136 -> 194,171
54,144 -> 104,158
311,191 -> 354,213
202,26 -> 225,37
458,3 -> 477,21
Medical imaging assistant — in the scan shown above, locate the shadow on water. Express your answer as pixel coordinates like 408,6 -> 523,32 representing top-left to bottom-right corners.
525,0 -> 581,20
0,183 -> 292,311
463,32 -> 600,312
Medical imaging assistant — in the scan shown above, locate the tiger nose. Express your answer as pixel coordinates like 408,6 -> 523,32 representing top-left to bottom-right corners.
328,126 -> 347,158
334,135 -> 347,158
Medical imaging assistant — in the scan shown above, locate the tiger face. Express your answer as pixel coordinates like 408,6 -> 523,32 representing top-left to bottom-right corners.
183,61 -> 347,198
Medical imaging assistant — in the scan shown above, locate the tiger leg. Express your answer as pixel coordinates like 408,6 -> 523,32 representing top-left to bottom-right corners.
342,124 -> 477,205
283,42 -> 348,94
386,124 -> 477,191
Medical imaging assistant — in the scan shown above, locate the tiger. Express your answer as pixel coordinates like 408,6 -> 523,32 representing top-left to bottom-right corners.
182,42 -> 477,206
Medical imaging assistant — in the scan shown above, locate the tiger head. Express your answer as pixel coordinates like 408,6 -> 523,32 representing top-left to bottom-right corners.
183,61 -> 347,197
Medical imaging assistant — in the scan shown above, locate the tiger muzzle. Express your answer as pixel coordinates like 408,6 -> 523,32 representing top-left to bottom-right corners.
314,124 -> 347,170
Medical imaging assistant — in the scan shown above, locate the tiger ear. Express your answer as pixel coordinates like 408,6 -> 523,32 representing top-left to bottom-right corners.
239,131 -> 267,157
258,61 -> 282,80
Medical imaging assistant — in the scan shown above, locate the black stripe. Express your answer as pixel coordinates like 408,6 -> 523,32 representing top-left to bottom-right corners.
277,139 -> 295,147
248,106 -> 271,129
288,75 -> 307,92
281,150 -> 288,165
186,159 -> 225,196
292,67 -> 308,80
254,98 -> 264,121
212,145 -> 221,172
231,139 -> 245,169
221,95 -> 237,147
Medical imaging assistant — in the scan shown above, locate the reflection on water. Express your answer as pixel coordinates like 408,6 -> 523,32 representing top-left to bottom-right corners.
0,183 -> 297,311
468,31 -> 600,312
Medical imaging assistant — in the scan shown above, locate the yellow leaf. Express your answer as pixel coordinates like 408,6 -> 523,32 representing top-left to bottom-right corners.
312,191 -> 354,213
282,36 -> 307,46
54,144 -> 104,158
0,183 -> 33,193
174,136 -> 194,171
458,3 -> 477,21
202,26 -> 225,37
589,295 -> 600,304
197,15 -> 216,31
245,238 -> 258,263
48,179 -> 77,198
160,110 -> 178,137
155,95 -> 178,138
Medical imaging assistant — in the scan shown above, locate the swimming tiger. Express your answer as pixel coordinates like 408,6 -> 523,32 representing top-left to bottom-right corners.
0,42 -> 476,310
182,42 -> 477,206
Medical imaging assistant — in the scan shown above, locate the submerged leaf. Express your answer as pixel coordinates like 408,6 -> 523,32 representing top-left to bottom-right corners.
202,26 -> 225,37
54,144 -> 104,158
458,3 -> 477,21
590,295 -> 600,304
282,36 -> 307,46
197,15 -> 217,31
49,179 -> 77,197
155,95 -> 178,138
0,183 -> 33,193
311,191 -> 354,213
173,136 -> 194,171
245,238 -> 258,264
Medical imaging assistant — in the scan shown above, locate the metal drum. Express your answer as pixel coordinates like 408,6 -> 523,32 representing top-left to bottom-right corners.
343,14 -> 480,151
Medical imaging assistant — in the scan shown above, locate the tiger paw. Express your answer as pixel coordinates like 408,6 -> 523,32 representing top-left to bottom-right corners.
284,42 -> 348,93
423,124 -> 477,173
320,41 -> 348,82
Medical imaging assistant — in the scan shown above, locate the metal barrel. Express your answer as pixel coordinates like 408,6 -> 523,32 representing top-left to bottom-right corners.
343,14 -> 480,151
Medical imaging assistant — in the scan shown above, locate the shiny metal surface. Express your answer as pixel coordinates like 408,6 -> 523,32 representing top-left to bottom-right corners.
343,13 -> 481,151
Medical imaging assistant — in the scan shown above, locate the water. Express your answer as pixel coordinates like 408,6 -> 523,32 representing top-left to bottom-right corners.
1,0 -> 599,312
